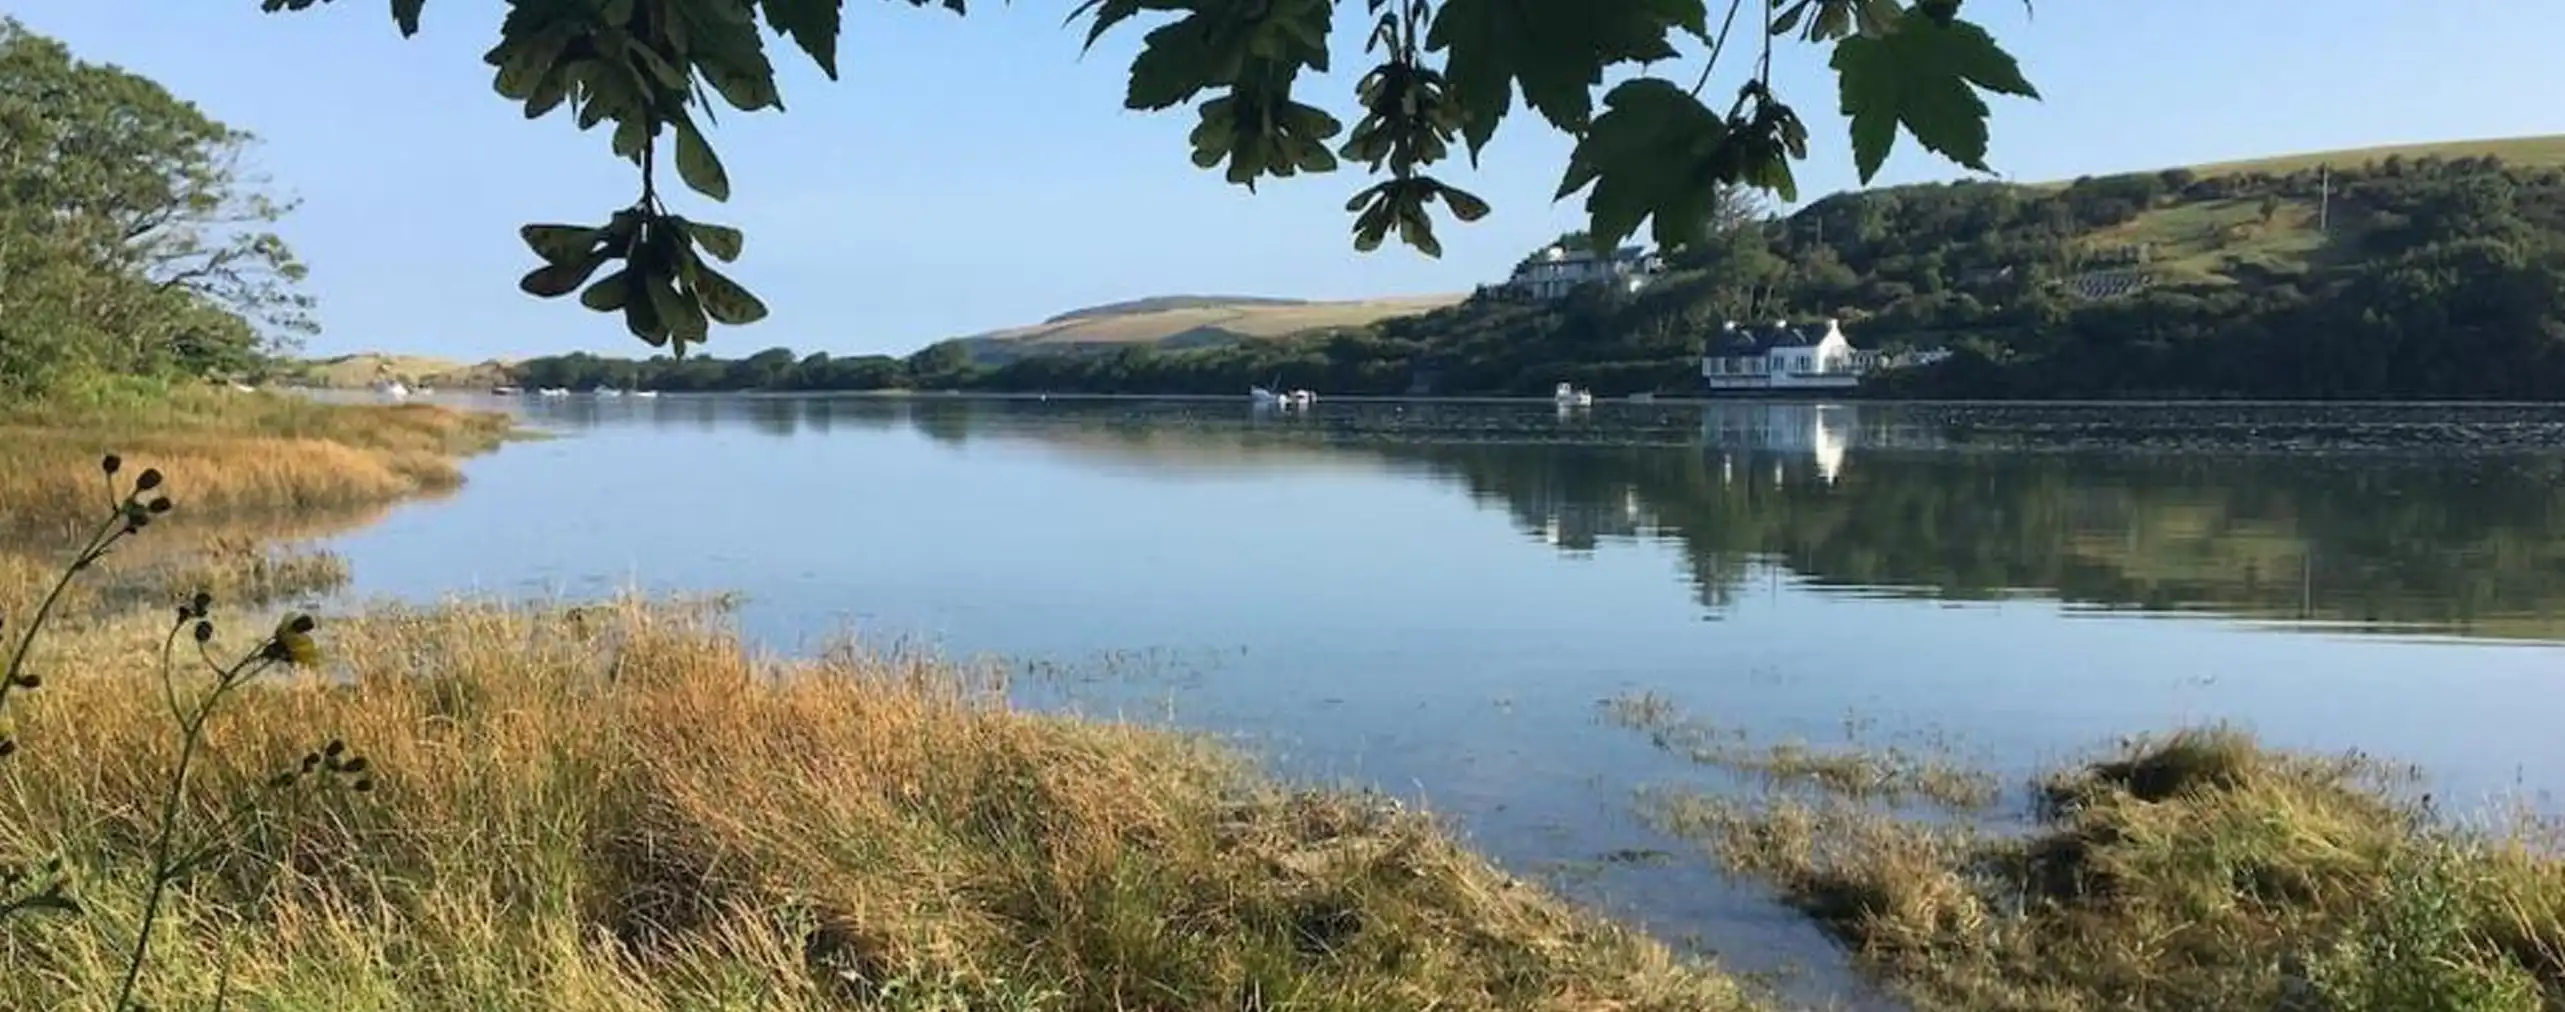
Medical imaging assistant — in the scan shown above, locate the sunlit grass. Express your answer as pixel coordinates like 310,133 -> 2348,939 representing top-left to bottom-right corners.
0,388 -> 512,539
0,597 -> 1764,1011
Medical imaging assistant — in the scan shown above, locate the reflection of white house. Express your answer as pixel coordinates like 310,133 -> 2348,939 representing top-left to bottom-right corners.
1700,319 -> 1951,393
1703,403 -> 1856,484
1502,244 -> 1665,300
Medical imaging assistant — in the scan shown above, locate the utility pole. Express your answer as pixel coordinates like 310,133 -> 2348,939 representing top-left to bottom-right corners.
2318,164 -> 2332,235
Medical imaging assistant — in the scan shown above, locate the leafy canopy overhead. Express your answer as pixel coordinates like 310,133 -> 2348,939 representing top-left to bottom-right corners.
256,0 -> 2035,354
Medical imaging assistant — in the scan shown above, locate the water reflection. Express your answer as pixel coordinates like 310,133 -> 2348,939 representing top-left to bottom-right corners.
447,393 -> 2565,642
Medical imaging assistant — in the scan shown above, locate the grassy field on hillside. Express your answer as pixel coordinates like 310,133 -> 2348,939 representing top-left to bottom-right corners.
2184,134 -> 2565,177
290,353 -> 513,390
2083,197 -> 2337,284
973,294 -> 1466,348
2048,136 -> 2565,287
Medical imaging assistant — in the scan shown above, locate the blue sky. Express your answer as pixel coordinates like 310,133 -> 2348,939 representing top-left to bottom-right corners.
12,1 -> 2562,361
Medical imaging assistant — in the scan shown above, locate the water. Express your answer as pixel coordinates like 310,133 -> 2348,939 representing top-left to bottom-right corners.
327,394 -> 2565,1004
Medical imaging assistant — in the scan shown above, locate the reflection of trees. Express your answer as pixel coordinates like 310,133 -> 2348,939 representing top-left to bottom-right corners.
825,396 -> 2565,639
1399,443 -> 2565,639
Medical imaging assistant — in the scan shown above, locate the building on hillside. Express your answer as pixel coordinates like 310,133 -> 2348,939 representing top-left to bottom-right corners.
1699,318 -> 1952,393
1494,244 -> 1665,301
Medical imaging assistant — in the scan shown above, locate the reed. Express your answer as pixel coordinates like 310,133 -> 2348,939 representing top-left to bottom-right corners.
0,388 -> 512,540
0,597 -> 1762,1011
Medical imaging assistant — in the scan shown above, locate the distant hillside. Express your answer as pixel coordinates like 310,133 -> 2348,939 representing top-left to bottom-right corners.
2179,134 -> 2565,179
946,134 -> 2565,399
288,353 -> 514,390
956,293 -> 1465,363
1042,295 -> 1308,323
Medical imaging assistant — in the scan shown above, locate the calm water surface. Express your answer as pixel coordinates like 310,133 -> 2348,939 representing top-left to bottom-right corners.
327,395 -> 2565,1005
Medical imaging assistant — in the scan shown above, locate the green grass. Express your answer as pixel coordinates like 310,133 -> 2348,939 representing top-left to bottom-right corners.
2076,196 -> 2341,286
964,294 -> 1465,349
2182,134 -> 2565,178
1639,723 -> 2565,1012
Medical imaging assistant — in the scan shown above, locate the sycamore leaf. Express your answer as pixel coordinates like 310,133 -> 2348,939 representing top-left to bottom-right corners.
688,261 -> 771,326
759,0 -> 843,78
1830,14 -> 2038,182
673,116 -> 732,201
1556,78 -> 1729,254
519,224 -> 605,264
1426,0 -> 1698,159
580,269 -> 632,312
1125,15 -> 1222,110
391,0 -> 424,36
680,219 -> 746,262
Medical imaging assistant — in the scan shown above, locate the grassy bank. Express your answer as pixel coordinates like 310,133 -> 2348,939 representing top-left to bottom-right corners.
0,386 -> 514,541
1624,704 -> 2565,1012
0,594 -> 1759,1011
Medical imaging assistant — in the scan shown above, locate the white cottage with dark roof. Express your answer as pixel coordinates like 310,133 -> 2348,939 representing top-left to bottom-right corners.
1700,318 -> 1948,393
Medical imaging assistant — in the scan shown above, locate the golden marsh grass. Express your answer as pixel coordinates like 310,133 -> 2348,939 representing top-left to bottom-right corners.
0,598 -> 1763,1011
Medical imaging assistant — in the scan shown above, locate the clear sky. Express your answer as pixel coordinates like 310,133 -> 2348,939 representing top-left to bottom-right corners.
11,1 -> 2562,361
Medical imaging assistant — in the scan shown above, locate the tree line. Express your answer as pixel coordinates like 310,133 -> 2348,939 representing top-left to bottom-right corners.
0,20 -> 310,401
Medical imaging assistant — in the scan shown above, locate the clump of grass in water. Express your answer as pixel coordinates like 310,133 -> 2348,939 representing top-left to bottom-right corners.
1643,719 -> 2565,1012
1604,692 -> 2001,811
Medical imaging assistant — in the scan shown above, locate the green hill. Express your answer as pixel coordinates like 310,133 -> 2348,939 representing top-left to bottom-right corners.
500,135 -> 2565,401
955,293 -> 1464,364
948,134 -> 2565,399
2178,134 -> 2565,178
285,353 -> 516,390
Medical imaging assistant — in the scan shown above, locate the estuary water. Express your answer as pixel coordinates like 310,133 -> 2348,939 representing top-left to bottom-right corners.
321,394 -> 2565,1004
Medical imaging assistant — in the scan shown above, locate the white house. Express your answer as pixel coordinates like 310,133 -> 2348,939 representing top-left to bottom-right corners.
1500,244 -> 1664,300
1700,318 -> 1951,393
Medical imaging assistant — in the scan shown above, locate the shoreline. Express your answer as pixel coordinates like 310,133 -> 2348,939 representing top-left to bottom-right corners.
400,387 -> 2565,411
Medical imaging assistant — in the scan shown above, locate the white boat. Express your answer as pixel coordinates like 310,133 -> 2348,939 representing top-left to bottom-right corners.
1251,386 -> 1281,407
594,387 -> 623,397
631,389 -> 659,399
538,387 -> 570,397
1284,389 -> 1317,409
373,379 -> 410,400
1553,382 -> 1593,408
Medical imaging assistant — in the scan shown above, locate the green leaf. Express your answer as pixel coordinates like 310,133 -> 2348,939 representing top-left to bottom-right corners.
679,219 -> 745,262
519,252 -> 613,299
1427,0 -> 1695,158
687,261 -> 770,326
672,116 -> 731,201
649,277 -> 710,345
622,275 -> 667,344
1770,0 -> 1809,36
690,16 -> 785,112
391,0 -> 424,36
1067,0 -> 1156,53
579,269 -> 632,311
1439,181 -> 1491,223
1830,14 -> 2038,182
1125,16 -> 1220,110
759,0 -> 844,78
519,224 -> 605,264
1556,78 -> 1728,254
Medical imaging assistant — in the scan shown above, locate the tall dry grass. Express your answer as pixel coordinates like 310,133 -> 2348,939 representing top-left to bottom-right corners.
0,388 -> 512,540
0,598 -> 1762,1011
